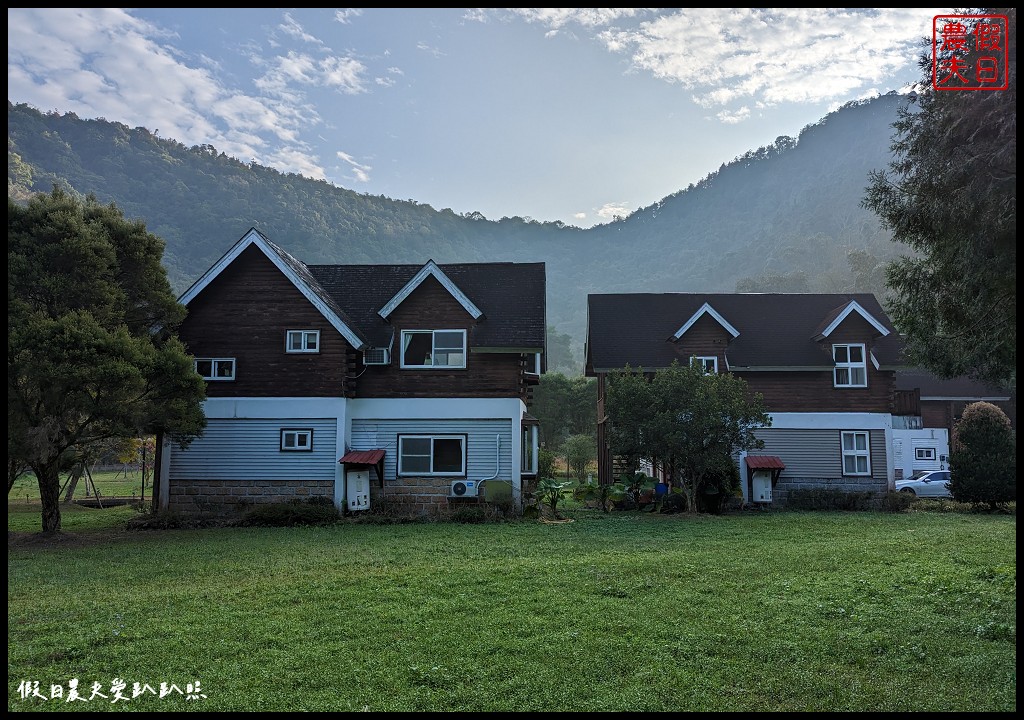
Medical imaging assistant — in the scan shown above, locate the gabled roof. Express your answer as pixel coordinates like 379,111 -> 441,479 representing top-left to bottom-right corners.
672,302 -> 740,340
179,231 -> 546,352
309,261 -> 545,349
813,299 -> 890,339
378,260 -> 483,320
178,228 -> 367,349
586,293 -> 902,373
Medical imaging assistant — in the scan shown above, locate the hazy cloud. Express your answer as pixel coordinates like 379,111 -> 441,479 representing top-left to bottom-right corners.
337,150 -> 372,183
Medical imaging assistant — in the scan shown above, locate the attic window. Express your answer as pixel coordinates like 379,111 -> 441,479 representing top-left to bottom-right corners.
400,330 -> 466,369
286,330 -> 320,353
833,344 -> 867,387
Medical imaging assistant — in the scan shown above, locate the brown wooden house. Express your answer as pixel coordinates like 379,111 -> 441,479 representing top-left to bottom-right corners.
585,292 -> 908,505
155,228 -> 546,515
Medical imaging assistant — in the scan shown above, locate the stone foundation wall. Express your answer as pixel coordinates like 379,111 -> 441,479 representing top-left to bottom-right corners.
773,476 -> 888,506
369,476 -> 452,516
168,478 -> 333,514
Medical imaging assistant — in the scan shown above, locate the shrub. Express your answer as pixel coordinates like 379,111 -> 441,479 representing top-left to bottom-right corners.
949,402 -> 1016,510
240,497 -> 340,527
785,488 -> 874,511
881,490 -> 915,513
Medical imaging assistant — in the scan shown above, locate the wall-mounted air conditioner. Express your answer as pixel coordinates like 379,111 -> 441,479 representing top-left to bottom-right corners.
450,479 -> 479,497
363,347 -> 391,365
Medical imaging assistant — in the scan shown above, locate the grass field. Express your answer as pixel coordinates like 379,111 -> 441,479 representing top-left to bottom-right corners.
7,504 -> 1016,712
10,470 -> 150,505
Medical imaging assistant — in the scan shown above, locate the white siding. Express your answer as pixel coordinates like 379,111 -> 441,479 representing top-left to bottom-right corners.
350,418 -> 512,482
170,418 -> 337,480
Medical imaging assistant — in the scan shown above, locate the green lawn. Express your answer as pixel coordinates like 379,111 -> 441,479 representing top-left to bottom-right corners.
7,505 -> 1016,712
10,470 -> 151,505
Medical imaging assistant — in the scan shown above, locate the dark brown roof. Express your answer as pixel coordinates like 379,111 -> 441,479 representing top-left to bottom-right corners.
308,262 -> 546,349
586,293 -> 903,372
895,369 -> 1012,399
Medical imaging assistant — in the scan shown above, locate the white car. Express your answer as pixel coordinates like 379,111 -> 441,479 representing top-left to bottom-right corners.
894,470 -> 952,498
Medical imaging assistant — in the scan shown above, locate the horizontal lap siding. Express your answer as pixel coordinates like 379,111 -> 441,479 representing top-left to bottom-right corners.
753,427 -> 886,481
350,419 -> 512,482
171,418 -> 337,480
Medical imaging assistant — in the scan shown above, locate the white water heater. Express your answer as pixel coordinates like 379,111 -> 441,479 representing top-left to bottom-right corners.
346,470 -> 371,511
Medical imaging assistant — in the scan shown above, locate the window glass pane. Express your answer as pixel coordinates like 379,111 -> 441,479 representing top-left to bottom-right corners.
844,456 -> 857,473
434,350 -> 464,367
288,332 -> 301,350
216,360 -> 234,378
433,438 -> 464,473
402,333 -> 432,365
835,368 -> 850,385
402,437 -> 431,455
856,456 -> 868,473
851,367 -> 866,385
434,331 -> 464,350
843,433 -> 855,451
305,333 -> 318,350
195,360 -> 213,377
283,433 -> 296,448
296,432 -> 310,448
849,345 -> 863,362
855,433 -> 867,451
834,346 -> 848,363
401,455 -> 431,473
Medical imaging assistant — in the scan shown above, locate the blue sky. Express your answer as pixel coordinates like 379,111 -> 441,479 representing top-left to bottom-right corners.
8,8 -> 948,228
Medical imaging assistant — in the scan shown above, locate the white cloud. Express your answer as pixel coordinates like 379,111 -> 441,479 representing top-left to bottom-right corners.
279,12 -> 323,46
573,212 -> 587,220
337,150 -> 372,183
334,9 -> 363,25
716,106 -> 751,124
484,8 -> 944,121
596,202 -> 631,220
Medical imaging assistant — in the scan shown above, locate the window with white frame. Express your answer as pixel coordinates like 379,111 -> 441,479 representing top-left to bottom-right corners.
841,431 -> 871,476
397,435 -> 466,475
692,356 -> 718,374
400,330 -> 466,369
522,425 -> 539,475
915,447 -> 936,461
833,344 -> 867,387
194,358 -> 235,381
286,330 -> 320,353
280,428 -> 313,451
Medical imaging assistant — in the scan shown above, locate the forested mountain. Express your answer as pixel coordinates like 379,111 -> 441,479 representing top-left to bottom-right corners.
8,94 -> 906,368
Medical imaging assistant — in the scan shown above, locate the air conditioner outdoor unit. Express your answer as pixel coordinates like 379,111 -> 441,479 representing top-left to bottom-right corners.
363,347 -> 390,365
450,479 -> 479,498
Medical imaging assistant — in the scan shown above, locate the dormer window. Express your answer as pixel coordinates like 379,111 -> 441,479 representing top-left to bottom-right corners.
400,330 -> 467,369
692,356 -> 718,374
833,344 -> 867,387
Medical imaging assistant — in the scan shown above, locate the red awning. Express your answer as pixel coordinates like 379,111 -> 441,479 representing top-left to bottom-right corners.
339,449 -> 386,465
745,455 -> 785,470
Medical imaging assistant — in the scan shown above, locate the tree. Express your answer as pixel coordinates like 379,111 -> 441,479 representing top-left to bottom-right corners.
545,325 -> 582,376
863,8 -> 1016,389
563,433 -> 596,484
530,372 -> 596,449
606,361 -> 771,513
948,401 -> 1016,509
8,188 -> 207,533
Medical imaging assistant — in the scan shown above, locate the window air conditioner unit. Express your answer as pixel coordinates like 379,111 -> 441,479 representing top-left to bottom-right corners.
450,479 -> 479,497
363,347 -> 391,365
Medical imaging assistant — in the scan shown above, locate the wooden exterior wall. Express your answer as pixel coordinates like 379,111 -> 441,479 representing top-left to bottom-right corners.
355,275 -> 524,399
671,313 -> 731,369
179,245 -> 351,397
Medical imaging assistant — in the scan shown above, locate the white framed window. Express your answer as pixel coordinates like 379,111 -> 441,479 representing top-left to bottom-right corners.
522,425 -> 539,475
400,330 -> 467,369
280,428 -> 313,452
833,344 -> 867,387
692,356 -> 718,374
397,435 -> 466,476
915,447 -> 936,461
525,352 -> 542,376
194,358 -> 235,381
286,330 -> 320,353
841,431 -> 871,476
